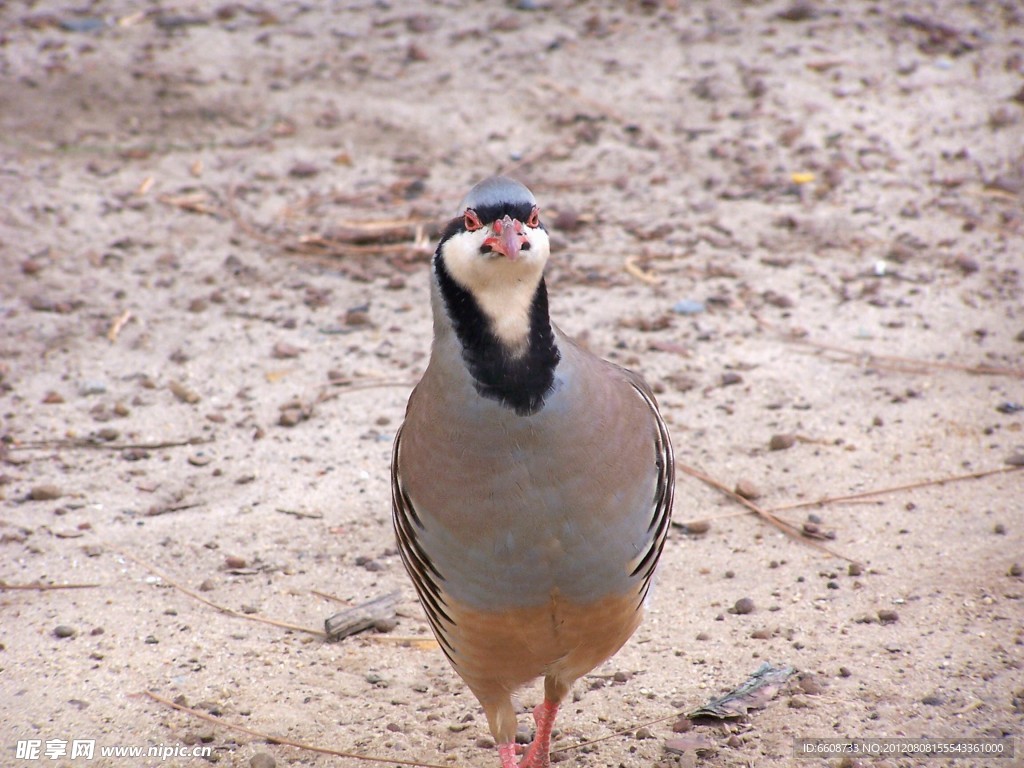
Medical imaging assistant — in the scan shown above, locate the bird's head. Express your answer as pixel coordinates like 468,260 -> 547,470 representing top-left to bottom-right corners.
436,176 -> 550,296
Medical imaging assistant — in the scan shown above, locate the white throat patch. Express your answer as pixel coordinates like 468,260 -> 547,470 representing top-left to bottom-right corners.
439,227 -> 550,353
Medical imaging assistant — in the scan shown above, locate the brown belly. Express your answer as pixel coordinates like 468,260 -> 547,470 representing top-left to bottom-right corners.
440,587 -> 643,700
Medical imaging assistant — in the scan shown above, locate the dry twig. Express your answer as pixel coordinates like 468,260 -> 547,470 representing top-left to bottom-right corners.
116,550 -> 325,638
141,691 -> 457,768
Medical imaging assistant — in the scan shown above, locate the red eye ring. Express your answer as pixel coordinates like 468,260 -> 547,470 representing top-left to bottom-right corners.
464,209 -> 483,232
526,206 -> 540,228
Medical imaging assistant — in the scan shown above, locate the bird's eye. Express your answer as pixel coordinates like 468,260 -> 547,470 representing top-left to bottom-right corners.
464,209 -> 483,232
526,206 -> 540,228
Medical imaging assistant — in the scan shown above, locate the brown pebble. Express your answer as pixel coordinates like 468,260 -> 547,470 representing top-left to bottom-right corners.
720,371 -> 743,387
289,161 -> 320,179
250,753 -> 276,768
272,341 -> 303,359
1008,563 -> 1022,577
187,297 -> 207,313
877,609 -> 899,624
751,628 -> 771,640
278,408 -> 305,427
552,208 -> 582,232
385,275 -> 406,290
169,380 -> 201,404
731,597 -> 755,615
848,563 -> 863,577
29,484 -> 63,501
769,433 -> 796,451
613,670 -> 632,683
994,523 -> 1007,535
921,693 -> 943,706
635,726 -> 654,740
726,734 -> 742,748
345,308 -> 372,326
838,666 -> 852,677
198,578 -> 217,592
953,254 -> 979,274
734,478 -> 762,500
373,617 -> 398,633
54,625 -> 76,639
799,676 -> 823,695
42,391 -> 65,404
695,631 -> 710,641
680,519 -> 711,535
475,736 -> 496,749
187,453 -> 213,467
671,716 -> 693,733
224,555 -> 247,569
787,694 -> 812,709
1006,453 -> 1024,467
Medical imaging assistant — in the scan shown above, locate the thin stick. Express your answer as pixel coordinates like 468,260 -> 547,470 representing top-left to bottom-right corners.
755,314 -> 1024,378
0,581 -> 101,591
766,465 -> 1021,513
624,256 -> 662,285
9,436 -> 212,452
676,463 -> 860,564
116,550 -> 325,638
140,691 -> 458,768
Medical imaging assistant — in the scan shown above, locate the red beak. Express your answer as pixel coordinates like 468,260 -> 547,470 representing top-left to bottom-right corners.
484,215 -> 525,261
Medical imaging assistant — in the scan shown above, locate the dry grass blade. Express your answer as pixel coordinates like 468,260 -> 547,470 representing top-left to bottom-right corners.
0,581 -> 101,591
766,465 -> 1022,513
755,314 -> 1024,378
9,436 -> 212,452
676,463 -> 860,564
116,550 -> 325,638
141,691 -> 459,768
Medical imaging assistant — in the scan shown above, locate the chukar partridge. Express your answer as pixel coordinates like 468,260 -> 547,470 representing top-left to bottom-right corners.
392,176 -> 674,768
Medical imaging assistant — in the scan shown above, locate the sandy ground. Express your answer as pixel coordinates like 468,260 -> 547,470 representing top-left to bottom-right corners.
2,1 -> 1023,767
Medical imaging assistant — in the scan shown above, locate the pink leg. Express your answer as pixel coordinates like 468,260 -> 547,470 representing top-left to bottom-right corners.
498,742 -> 520,768
519,699 -> 559,768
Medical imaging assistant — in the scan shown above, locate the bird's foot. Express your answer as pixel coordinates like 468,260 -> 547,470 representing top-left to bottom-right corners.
498,742 -> 520,768
519,700 -> 559,768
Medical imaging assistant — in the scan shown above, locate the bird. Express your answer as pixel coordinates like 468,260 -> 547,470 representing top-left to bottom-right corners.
391,176 -> 674,768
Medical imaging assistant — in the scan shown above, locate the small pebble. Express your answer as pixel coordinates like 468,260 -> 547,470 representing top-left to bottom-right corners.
635,726 -> 654,740
848,563 -> 863,577
671,716 -> 693,733
29,484 -> 63,501
787,694 -> 812,709
769,433 -> 796,451
672,299 -> 706,315
679,519 -> 710,535
695,632 -> 710,641
199,578 -> 217,592
921,693 -> 944,706
1008,563 -> 1022,577
1005,453 -> 1024,467
225,555 -> 248,569
272,341 -> 303,359
169,380 -> 201,404
993,523 -> 1007,535
475,736 -> 496,749
838,666 -> 852,678
726,734 -> 742,748
799,676 -> 823,695
734,478 -> 761,500
613,670 -> 632,683
720,372 -> 743,387
54,625 -> 76,639
250,753 -> 276,768
731,597 -> 755,615
877,609 -> 899,624
42,391 -> 65,404
78,381 -> 107,396
289,161 -> 320,178
751,628 -> 771,640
